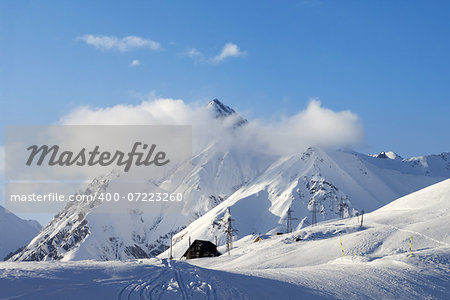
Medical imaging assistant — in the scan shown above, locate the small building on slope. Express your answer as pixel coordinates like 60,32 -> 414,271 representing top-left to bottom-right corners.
182,240 -> 221,259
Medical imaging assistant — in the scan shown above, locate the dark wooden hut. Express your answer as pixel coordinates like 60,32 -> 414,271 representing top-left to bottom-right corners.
183,239 -> 221,259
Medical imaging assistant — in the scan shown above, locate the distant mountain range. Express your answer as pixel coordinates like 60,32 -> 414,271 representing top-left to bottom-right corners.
0,205 -> 41,260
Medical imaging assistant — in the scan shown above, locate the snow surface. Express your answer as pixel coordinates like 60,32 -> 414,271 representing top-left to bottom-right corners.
1,179 -> 449,299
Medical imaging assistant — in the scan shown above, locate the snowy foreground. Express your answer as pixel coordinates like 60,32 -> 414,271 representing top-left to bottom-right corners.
1,179 -> 449,299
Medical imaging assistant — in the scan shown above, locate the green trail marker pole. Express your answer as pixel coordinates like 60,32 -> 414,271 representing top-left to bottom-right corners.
340,238 -> 345,257
409,236 -> 412,257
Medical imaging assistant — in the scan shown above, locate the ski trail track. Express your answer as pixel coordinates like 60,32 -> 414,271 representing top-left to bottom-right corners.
116,259 -> 249,300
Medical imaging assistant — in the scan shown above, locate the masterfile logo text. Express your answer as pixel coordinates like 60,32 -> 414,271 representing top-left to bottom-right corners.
25,142 -> 170,172
5,125 -> 192,214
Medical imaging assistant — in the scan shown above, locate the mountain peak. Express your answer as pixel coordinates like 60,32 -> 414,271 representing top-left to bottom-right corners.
207,99 -> 237,118
370,151 -> 402,160
207,99 -> 248,126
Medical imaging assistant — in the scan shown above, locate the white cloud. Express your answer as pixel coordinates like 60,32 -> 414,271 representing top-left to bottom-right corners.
77,35 -> 161,52
251,99 -> 364,155
211,43 -> 246,63
187,48 -> 202,58
60,97 -> 364,156
185,48 -> 204,63
130,59 -> 140,67
185,43 -> 246,64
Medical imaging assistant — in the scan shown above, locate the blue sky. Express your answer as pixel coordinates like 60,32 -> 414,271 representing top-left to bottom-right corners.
1,0 -> 450,157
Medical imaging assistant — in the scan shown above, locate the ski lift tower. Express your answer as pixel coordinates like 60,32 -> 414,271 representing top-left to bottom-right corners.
225,207 -> 237,255
286,207 -> 298,233
311,199 -> 317,226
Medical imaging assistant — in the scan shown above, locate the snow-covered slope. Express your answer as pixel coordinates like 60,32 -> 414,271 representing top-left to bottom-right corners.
193,178 -> 450,268
2,180 -> 449,299
0,259 -> 330,299
10,99 -> 450,262
162,148 -> 449,258
184,179 -> 450,299
0,205 -> 42,260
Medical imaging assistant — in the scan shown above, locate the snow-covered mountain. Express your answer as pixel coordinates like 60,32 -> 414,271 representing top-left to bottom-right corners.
0,205 -> 42,260
369,151 -> 402,160
11,144 -> 273,261
207,98 -> 247,127
162,147 -> 449,258
11,99 -> 450,262
11,100 -> 272,261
